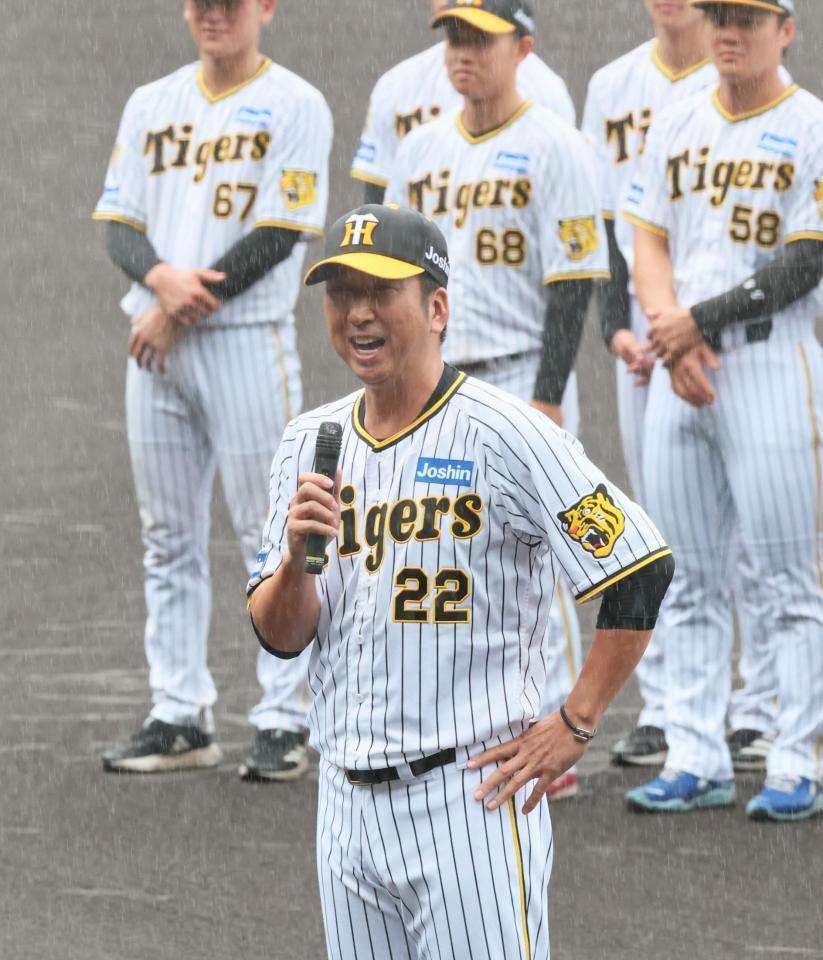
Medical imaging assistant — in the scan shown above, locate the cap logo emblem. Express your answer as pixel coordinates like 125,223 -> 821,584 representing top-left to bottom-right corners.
341,213 -> 379,248
454,0 -> 483,6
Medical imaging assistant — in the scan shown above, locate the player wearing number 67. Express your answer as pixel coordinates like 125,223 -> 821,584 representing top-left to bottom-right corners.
93,0 -> 332,778
247,204 -> 674,959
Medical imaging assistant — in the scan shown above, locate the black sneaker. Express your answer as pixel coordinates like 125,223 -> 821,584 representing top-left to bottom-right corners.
239,728 -> 309,782
102,718 -> 223,773
727,728 -> 773,772
610,725 -> 668,766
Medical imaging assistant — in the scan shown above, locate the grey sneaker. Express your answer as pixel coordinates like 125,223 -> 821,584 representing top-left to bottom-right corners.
727,728 -> 774,772
239,728 -> 309,782
102,718 -> 222,773
610,725 -> 668,766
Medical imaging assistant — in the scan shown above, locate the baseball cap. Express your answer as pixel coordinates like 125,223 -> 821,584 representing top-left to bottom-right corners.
304,205 -> 450,288
689,0 -> 794,14
431,0 -> 536,36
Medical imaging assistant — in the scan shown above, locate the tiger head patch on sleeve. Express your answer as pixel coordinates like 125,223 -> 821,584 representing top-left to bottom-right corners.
557,483 -> 625,559
280,169 -> 318,210
558,216 -> 599,261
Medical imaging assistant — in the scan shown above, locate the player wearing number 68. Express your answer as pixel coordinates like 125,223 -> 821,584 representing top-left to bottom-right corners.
247,204 -> 674,959
93,0 -> 332,779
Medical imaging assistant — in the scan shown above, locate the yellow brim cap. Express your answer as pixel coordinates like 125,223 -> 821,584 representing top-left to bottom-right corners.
690,0 -> 790,13
304,253 -> 424,286
431,9 -> 516,33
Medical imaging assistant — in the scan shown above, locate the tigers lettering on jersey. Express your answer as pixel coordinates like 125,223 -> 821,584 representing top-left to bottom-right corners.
395,104 -> 443,139
143,124 -> 272,182
665,149 -> 795,204
604,107 -> 654,164
406,170 -> 532,228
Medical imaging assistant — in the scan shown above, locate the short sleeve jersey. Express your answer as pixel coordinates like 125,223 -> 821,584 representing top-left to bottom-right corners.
384,103 -> 609,365
581,39 -> 715,279
94,59 -> 333,326
623,85 -> 823,336
351,42 -> 576,189
247,368 -> 670,771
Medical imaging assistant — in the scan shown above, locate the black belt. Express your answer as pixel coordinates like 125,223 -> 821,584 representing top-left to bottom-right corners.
345,747 -> 456,786
703,318 -> 772,353
458,351 -> 531,376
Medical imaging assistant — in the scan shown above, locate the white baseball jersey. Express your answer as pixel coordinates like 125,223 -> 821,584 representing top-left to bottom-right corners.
94,58 -> 333,326
248,368 -> 670,770
582,39 -> 716,280
385,104 -> 610,365
624,83 -> 823,339
352,41 -> 575,188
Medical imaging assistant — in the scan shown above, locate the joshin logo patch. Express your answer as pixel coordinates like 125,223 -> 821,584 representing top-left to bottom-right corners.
415,458 -> 474,486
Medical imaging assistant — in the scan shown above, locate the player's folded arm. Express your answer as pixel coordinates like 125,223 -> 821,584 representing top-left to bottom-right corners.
106,219 -> 161,284
596,219 -> 631,348
690,238 -> 823,336
205,226 -> 301,301
533,278 -> 594,405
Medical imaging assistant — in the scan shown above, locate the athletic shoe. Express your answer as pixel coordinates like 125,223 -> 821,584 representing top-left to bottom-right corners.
727,728 -> 774,772
102,718 -> 222,773
239,728 -> 309,782
746,777 -> 823,822
610,725 -> 668,766
547,772 -> 579,801
625,769 -> 736,813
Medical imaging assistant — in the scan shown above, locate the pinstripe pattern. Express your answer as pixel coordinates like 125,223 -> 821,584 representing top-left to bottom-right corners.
351,42 -> 575,188
128,323 -> 306,727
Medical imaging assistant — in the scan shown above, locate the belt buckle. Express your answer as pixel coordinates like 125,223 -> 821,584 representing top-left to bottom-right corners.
345,769 -> 367,786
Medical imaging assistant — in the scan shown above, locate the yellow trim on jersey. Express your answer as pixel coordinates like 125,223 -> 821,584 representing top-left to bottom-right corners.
711,83 -> 799,123
304,252 -> 424,286
621,211 -> 669,238
544,269 -> 611,286
255,218 -> 324,236
91,211 -> 147,233
350,169 -> 389,188
651,39 -> 711,83
196,56 -> 272,103
602,211 -> 615,221
507,799 -> 532,960
785,232 -> 823,245
352,371 -> 466,450
798,343 -> 823,591
691,0 -> 789,13
432,8 -> 516,34
455,101 -> 532,146
575,547 -> 673,605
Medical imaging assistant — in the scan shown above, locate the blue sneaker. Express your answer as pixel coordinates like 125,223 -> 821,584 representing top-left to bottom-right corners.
746,777 -> 823,822
625,769 -> 736,813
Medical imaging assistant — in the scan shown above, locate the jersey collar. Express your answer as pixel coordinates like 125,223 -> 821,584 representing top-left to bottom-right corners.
196,56 -> 272,104
455,100 -> 532,145
711,83 -> 799,123
353,364 -> 466,451
650,40 -> 711,83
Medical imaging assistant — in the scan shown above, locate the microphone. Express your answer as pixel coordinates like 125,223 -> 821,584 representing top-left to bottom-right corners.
304,421 -> 343,575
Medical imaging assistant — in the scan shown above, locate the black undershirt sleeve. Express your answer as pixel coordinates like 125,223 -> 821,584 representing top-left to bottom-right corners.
205,226 -> 301,302
106,220 -> 161,284
532,279 -> 593,406
691,238 -> 823,336
596,218 -> 631,348
596,552 -> 675,631
364,182 -> 387,205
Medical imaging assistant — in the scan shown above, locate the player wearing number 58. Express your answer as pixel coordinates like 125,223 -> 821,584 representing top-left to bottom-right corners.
247,204 -> 674,959
93,0 -> 332,778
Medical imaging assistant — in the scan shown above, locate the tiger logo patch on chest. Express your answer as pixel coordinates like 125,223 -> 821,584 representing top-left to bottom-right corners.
557,484 -> 625,559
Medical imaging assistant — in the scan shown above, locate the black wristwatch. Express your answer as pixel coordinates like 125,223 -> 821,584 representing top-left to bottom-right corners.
560,704 -> 597,743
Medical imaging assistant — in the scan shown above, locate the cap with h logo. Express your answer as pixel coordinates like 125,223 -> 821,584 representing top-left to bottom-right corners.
304,204 -> 451,288
431,0 -> 535,36
689,0 -> 794,14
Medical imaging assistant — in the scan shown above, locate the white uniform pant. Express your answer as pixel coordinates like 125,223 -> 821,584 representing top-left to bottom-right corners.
126,322 -> 311,730
617,299 -> 777,733
456,352 -> 582,714
642,335 -> 823,782
317,758 -> 553,960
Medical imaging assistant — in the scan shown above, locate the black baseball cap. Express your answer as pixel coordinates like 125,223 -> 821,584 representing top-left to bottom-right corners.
690,0 -> 794,14
304,205 -> 450,288
431,0 -> 535,36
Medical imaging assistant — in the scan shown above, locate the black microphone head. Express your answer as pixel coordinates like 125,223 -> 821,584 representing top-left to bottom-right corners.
316,421 -> 343,455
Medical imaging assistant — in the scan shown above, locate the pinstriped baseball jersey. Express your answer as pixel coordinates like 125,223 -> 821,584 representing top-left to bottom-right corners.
93,59 -> 332,326
248,367 -> 670,770
623,84 -> 823,341
384,104 -> 610,365
582,39 -> 716,282
351,41 -> 575,189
